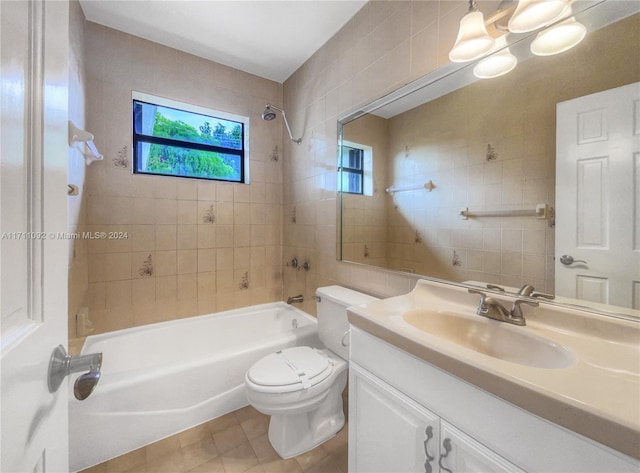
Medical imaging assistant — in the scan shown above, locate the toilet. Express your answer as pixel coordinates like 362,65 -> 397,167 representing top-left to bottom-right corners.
244,285 -> 377,459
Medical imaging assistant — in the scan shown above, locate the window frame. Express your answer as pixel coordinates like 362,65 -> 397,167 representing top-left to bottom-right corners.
131,91 -> 250,183
340,144 -> 365,195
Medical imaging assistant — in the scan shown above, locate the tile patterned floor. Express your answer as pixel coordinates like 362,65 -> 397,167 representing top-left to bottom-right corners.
81,406 -> 348,473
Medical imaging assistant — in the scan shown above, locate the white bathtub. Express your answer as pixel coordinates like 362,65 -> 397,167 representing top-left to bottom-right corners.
69,302 -> 320,471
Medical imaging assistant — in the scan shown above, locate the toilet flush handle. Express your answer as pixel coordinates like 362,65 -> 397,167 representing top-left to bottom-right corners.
341,329 -> 351,347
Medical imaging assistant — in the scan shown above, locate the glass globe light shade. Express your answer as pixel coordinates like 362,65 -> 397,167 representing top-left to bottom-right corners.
449,10 -> 495,63
530,16 -> 586,56
508,0 -> 569,33
473,37 -> 518,78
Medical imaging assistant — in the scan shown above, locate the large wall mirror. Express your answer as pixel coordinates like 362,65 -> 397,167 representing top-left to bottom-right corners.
338,0 -> 639,319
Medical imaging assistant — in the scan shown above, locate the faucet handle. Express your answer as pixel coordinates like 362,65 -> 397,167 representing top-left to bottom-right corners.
468,288 -> 487,300
468,288 -> 488,311
531,292 -> 555,300
510,299 -> 539,319
486,284 -> 505,292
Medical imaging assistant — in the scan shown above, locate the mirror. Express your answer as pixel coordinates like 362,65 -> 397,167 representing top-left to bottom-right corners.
338,0 -> 639,319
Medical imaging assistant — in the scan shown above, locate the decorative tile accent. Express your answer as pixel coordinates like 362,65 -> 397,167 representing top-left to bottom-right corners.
486,144 -> 498,161
112,145 -> 128,168
270,145 -> 279,162
202,205 -> 215,224
414,230 -> 422,244
452,250 -> 462,267
238,271 -> 249,290
138,255 -> 153,276
290,206 -> 297,224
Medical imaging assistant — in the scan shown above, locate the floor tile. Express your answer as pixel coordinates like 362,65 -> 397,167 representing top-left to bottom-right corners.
184,456 -> 225,473
81,407 -> 350,473
239,414 -> 269,440
181,435 -> 219,471
248,433 -> 279,463
261,458 -> 303,473
179,423 -> 214,448
220,441 -> 259,473
303,455 -> 343,473
213,424 -> 249,454
207,412 -> 239,435
145,449 -> 186,473
146,434 -> 182,462
294,444 -> 329,471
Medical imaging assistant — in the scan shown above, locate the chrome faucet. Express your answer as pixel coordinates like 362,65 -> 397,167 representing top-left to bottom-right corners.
468,289 -> 538,326
287,294 -> 304,304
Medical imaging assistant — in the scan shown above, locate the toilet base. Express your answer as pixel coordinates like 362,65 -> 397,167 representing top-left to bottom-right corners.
266,370 -> 347,459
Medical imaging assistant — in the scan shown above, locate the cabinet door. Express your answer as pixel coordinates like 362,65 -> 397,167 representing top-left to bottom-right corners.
438,422 -> 525,473
349,364 -> 440,473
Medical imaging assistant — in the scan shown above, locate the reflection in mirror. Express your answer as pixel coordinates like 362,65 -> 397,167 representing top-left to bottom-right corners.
338,1 -> 639,318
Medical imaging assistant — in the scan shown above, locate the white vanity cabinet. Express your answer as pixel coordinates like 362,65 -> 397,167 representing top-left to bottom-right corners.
348,326 -> 639,473
349,363 -> 440,473
349,363 -> 524,473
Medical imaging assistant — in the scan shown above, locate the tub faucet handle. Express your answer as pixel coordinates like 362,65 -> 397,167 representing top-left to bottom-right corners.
287,295 -> 304,304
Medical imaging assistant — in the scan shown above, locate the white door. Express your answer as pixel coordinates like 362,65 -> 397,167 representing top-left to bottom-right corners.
556,82 -> 640,309
348,364 -> 440,473
1,1 -> 70,471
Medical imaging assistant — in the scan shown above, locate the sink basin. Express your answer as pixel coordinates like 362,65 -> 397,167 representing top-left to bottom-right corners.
402,309 -> 576,369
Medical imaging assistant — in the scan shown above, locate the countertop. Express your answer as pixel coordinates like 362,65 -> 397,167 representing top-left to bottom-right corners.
347,279 -> 640,461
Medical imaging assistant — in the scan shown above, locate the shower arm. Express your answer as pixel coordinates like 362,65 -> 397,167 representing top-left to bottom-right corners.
268,104 -> 302,145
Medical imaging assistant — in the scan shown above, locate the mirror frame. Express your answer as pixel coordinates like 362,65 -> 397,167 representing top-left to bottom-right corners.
336,0 -> 640,321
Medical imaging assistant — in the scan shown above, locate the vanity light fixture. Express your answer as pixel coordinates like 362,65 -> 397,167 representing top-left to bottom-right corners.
508,0 -> 570,33
450,0 -> 587,77
449,0 -> 495,63
530,10 -> 586,56
473,36 -> 518,79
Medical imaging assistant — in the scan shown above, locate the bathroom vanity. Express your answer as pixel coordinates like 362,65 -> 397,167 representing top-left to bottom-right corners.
347,280 -> 640,473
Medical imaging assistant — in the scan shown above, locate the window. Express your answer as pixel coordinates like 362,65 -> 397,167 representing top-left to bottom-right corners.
340,145 -> 364,194
132,92 -> 249,182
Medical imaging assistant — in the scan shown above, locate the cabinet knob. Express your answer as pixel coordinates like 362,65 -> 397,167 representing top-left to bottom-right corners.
423,426 -> 434,473
439,437 -> 453,473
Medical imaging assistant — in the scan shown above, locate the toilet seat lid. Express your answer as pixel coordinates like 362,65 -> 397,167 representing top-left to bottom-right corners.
247,346 -> 333,389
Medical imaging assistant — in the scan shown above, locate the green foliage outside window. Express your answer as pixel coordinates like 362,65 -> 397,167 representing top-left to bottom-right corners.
146,113 -> 240,180
133,98 -> 246,182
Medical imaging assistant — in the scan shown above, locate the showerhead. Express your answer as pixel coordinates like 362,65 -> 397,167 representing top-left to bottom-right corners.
262,105 -> 277,121
261,103 -> 302,144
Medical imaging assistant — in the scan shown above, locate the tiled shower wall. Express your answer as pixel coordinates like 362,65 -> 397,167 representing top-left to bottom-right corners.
282,1 -> 484,312
80,22 -> 284,335
68,0 -> 89,339
282,1 -> 640,313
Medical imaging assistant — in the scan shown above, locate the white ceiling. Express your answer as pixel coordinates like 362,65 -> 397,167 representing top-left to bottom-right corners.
79,0 -> 367,83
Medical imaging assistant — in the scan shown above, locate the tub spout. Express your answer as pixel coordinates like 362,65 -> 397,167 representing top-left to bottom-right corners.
287,295 -> 304,304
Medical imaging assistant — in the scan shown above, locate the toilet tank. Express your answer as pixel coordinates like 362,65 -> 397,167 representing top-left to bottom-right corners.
315,286 -> 378,359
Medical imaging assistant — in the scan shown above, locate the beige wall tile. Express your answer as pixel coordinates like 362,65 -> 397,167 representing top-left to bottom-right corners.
177,249 -> 198,274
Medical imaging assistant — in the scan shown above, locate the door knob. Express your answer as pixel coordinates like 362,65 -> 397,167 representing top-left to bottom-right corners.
560,255 -> 587,265
48,345 -> 102,400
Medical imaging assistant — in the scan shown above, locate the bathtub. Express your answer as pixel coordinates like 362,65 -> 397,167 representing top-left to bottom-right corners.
69,302 -> 320,471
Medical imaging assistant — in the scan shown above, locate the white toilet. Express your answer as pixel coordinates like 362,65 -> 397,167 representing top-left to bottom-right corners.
244,285 -> 377,459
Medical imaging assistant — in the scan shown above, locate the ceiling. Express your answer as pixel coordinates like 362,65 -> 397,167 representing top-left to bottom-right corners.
79,0 -> 367,83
